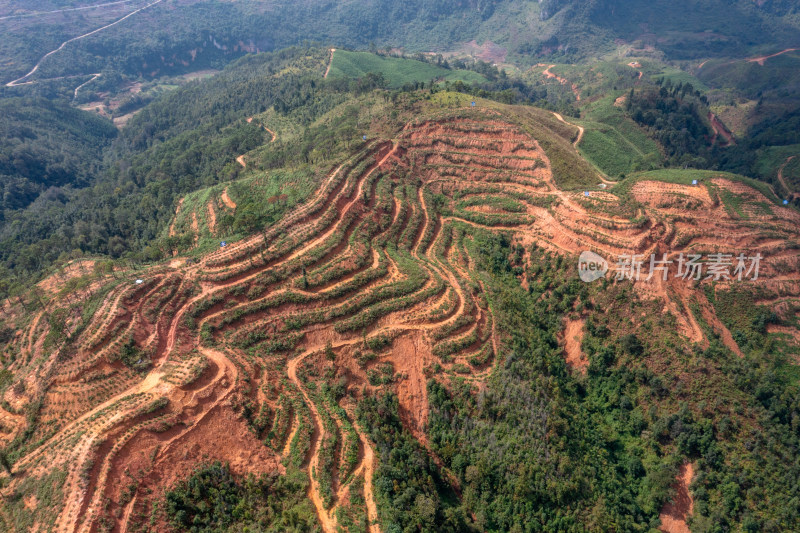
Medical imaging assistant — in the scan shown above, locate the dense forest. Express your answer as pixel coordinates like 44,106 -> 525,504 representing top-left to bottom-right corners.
625,81 -> 712,169
0,98 -> 116,212
164,462 -> 317,532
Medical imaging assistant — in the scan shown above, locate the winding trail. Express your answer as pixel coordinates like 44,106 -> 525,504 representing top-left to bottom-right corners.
236,118 -> 277,167
357,425 -> 380,533
542,64 -> 581,101
627,61 -> 643,80
552,111 -> 618,186
5,0 -> 165,87
287,347 -> 340,533
777,156 -> 796,197
708,112 -> 734,146
221,187 -> 236,209
552,112 -> 584,147
73,72 -> 101,98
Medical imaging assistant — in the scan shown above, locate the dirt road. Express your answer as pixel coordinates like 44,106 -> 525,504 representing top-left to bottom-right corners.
73,72 -> 101,98
552,112 -> 584,146
708,113 -> 734,146
542,64 -> 581,101
747,48 -> 798,66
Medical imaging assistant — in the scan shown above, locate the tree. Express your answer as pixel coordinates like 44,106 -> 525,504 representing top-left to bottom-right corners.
0,450 -> 12,476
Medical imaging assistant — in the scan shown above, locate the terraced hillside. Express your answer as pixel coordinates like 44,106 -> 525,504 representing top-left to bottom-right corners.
1,101 -> 799,532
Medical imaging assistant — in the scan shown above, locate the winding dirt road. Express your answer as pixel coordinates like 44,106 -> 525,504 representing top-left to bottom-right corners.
552,112 -> 584,147
709,112 -> 734,146
542,64 -> 581,101
236,118 -> 277,167
73,72 -> 101,98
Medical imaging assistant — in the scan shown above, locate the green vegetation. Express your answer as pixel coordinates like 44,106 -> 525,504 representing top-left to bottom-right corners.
2,467 -> 67,531
424,231 -> 800,531
626,80 -> 712,168
0,47 -> 353,283
0,97 -> 116,211
165,462 -> 317,532
357,393 -> 471,532
579,94 -> 662,177
698,52 -> 800,101
1,5 -> 800,528
328,50 -> 487,88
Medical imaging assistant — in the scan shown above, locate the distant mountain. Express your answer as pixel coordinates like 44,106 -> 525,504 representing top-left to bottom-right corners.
3,0 -> 800,87
536,0 -> 800,60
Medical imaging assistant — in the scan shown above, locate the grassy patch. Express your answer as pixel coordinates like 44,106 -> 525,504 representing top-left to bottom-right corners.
5,467 -> 68,531
579,94 -> 663,177
328,50 -> 487,88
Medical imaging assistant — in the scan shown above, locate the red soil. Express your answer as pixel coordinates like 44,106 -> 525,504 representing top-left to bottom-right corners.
221,187 -> 237,209
562,318 -> 587,373
659,463 -> 695,533
709,112 -> 735,146
542,65 -> 581,101
461,40 -> 507,64
324,48 -> 336,78
207,200 -> 218,235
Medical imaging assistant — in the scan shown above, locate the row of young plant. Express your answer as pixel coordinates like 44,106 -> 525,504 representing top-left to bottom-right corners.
202,142 -> 378,269
79,275 -> 161,353
298,173 -> 396,290
203,247 -> 392,338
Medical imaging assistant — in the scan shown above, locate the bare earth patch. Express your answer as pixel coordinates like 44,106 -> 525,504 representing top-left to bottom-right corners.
221,187 -> 237,209
562,318 -> 587,373
659,463 -> 695,533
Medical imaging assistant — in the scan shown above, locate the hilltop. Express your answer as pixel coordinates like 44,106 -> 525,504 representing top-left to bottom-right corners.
0,77 -> 799,531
